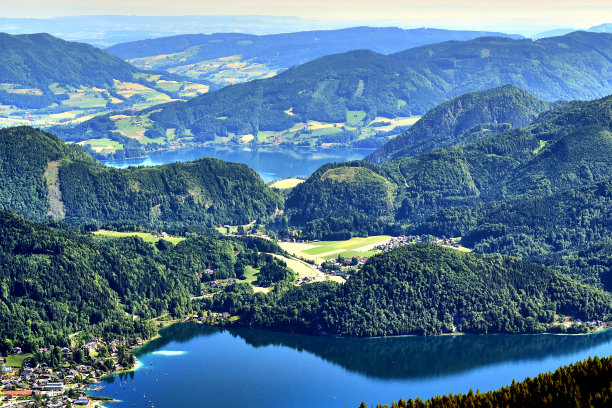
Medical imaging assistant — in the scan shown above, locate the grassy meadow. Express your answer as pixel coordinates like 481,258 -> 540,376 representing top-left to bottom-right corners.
92,230 -> 186,246
279,235 -> 392,264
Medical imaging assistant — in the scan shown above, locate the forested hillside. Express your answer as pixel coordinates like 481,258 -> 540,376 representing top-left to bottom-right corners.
107,27 -> 521,87
0,210 -> 285,349
0,126 -> 283,228
0,32 -> 210,131
368,355 -> 612,408
367,85 -> 551,163
211,245 -> 611,336
0,33 -> 136,105
286,93 -> 612,239
414,177 -> 612,291
56,32 -> 612,158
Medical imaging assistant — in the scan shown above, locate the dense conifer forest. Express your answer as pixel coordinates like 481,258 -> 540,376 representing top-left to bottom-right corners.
0,126 -> 283,228
209,245 -> 611,336
366,355 -> 612,408
0,210 -> 286,351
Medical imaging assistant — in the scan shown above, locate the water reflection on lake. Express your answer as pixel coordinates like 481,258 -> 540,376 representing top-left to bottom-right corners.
93,324 -> 612,408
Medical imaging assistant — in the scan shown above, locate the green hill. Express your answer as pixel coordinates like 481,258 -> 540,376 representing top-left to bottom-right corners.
56,32 -> 612,158
286,93 -> 612,239
366,85 -> 551,163
416,177 -> 612,291
212,244 -> 611,336
0,126 -> 283,228
0,32 -> 210,130
0,210 -> 284,348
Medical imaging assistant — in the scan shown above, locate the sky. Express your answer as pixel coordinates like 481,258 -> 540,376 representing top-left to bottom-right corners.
2,0 -> 611,35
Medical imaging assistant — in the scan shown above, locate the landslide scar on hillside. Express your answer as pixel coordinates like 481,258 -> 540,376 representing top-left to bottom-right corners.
44,160 -> 66,219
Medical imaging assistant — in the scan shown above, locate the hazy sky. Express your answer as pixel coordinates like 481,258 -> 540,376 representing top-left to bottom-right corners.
3,0 -> 611,34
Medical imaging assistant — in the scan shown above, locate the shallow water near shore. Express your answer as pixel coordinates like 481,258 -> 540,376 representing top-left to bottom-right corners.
92,324 -> 612,408
101,145 -> 376,182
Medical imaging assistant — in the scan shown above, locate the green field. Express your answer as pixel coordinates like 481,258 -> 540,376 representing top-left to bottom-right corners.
78,138 -> 124,154
279,235 -> 391,264
63,92 -> 107,109
271,254 -> 321,280
93,230 -> 185,245
5,353 -> 32,368
269,178 -> 305,189
238,265 -> 272,293
346,110 -> 367,126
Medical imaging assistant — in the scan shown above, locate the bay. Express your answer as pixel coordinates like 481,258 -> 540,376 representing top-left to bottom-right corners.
92,324 -> 612,408
101,146 -> 376,182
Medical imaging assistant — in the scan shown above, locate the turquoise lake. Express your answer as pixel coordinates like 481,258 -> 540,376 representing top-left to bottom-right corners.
101,146 -> 376,182
92,324 -> 612,408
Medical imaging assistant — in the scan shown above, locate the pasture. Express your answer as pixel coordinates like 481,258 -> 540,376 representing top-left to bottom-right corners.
93,230 -> 185,246
269,178 -> 304,189
279,235 -> 392,264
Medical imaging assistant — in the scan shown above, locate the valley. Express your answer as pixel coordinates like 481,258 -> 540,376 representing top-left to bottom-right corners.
1,15 -> 612,408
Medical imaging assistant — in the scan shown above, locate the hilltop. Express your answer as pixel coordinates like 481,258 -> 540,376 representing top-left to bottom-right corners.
366,85 -> 551,163
0,126 -> 282,228
286,92 -> 612,239
57,32 -> 612,158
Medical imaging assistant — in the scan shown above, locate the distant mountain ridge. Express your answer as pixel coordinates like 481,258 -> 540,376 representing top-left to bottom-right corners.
57,31 -> 612,158
108,27 -> 523,60
106,27 -> 523,87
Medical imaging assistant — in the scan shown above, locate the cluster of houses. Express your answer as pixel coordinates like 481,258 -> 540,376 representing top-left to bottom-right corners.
295,276 -> 315,286
206,278 -> 235,292
317,255 -> 370,279
376,235 -> 461,252
0,337 -> 143,408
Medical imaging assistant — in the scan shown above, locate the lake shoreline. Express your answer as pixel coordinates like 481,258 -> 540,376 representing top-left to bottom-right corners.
89,323 -> 612,408
99,144 -> 376,181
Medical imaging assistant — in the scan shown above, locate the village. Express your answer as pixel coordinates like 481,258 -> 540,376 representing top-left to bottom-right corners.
375,235 -> 463,252
0,337 -> 142,408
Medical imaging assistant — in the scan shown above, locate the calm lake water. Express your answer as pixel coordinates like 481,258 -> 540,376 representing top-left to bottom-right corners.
92,324 -> 612,408
101,146 -> 376,182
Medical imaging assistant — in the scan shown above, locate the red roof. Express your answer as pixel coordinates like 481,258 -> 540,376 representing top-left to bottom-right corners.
3,390 -> 33,396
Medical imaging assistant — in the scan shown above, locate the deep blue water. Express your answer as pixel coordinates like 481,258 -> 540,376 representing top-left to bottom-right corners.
101,146 -> 375,182
92,324 -> 612,408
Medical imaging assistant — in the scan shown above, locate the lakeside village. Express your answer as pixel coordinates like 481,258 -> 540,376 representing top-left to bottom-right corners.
0,337 -> 141,408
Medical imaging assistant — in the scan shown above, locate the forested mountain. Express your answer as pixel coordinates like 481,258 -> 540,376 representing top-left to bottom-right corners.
0,126 -> 282,228
0,210 -> 284,349
0,33 -> 136,99
58,32 -> 612,158
106,27 -> 522,87
211,245 -> 611,336
0,32 -> 209,130
414,177 -> 612,291
367,85 -> 551,163
368,355 -> 612,408
286,92 -> 612,239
